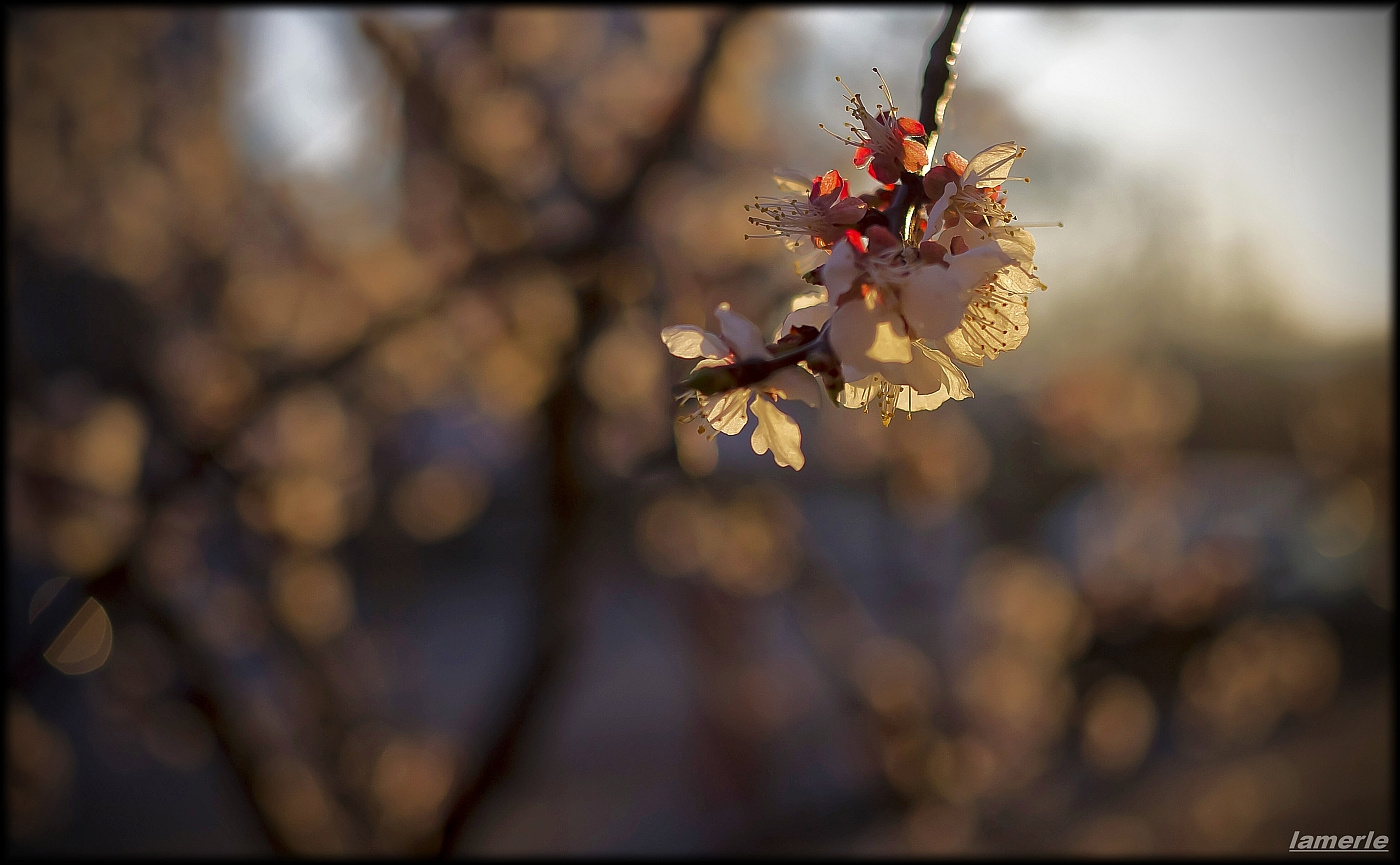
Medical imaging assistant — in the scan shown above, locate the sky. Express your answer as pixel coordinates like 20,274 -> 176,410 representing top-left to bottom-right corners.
229,8 -> 1393,342
960,7 -> 1392,341
796,7 -> 1393,341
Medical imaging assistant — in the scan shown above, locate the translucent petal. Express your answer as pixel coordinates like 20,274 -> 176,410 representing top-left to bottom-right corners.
922,181 -> 957,243
993,262 -> 1045,295
965,142 -> 1021,188
916,342 -> 972,399
902,266 -> 972,343
773,168 -> 814,194
883,343 -> 958,394
816,169 -> 843,197
792,244 -> 829,276
823,238 -> 863,298
993,226 -> 1036,268
945,239 -> 1014,292
840,375 -> 879,409
791,289 -> 828,311
750,397 -> 805,470
762,366 -> 822,407
867,319 -> 914,363
901,137 -> 930,172
703,388 -> 751,435
661,325 -> 727,359
942,272 -> 1032,365
897,385 -> 951,413
828,301 -> 881,374
714,304 -> 769,361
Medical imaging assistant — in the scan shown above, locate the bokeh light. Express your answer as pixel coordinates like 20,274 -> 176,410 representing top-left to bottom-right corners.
7,7 -> 1389,857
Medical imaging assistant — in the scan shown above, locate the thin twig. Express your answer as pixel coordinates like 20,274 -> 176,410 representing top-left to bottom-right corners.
919,3 -> 970,155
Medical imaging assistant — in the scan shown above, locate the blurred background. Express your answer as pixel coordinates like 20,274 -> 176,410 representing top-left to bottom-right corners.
6,6 -> 1391,855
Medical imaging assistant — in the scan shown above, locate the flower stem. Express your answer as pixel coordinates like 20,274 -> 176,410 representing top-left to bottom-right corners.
678,326 -> 844,406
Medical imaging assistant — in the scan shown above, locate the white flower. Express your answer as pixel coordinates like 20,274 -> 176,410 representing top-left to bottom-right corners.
919,144 -> 1048,368
819,71 -> 929,185
746,169 -> 867,248
922,142 -> 1028,234
813,233 -> 1010,423
661,304 -> 823,470
936,228 -> 1046,367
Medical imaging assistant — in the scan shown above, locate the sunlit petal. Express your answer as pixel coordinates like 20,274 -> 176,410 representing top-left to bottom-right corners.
750,397 -> 805,470
763,365 -> 822,407
714,304 -> 769,361
703,388 -> 751,435
823,239 -> 863,299
965,141 -> 1022,187
661,325 -> 727,359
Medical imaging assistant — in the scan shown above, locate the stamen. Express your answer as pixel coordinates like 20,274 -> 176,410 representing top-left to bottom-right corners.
818,123 -> 862,147
872,68 -> 897,113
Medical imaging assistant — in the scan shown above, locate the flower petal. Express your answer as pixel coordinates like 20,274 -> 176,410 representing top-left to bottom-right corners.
750,397 -> 805,470
941,271 -> 1032,365
791,289 -> 828,311
945,239 -> 1014,294
840,373 -> 880,409
826,198 -> 868,225
792,243 -> 829,276
965,142 -> 1021,188
881,344 -> 955,394
994,262 -> 1045,295
992,226 -> 1036,268
917,342 -> 972,399
772,168 -> 814,193
822,239 -> 863,300
762,365 -> 822,407
921,181 -> 957,243
779,301 -> 833,336
661,325 -> 727,359
714,304 -> 769,361
902,265 -> 974,343
896,384 -> 951,413
901,137 -> 930,173
703,388 -> 751,435
867,319 -> 914,363
828,300 -> 880,373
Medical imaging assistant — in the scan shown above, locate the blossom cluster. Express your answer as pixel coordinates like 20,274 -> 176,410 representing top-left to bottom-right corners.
663,71 -> 1048,470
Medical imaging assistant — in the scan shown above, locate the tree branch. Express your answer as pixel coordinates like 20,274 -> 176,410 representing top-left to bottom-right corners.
430,10 -> 749,857
919,3 -> 970,156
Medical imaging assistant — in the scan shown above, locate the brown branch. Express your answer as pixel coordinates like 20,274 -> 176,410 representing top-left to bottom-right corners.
919,3 -> 970,153
429,9 -> 750,857
140,601 -> 303,856
881,4 -> 970,245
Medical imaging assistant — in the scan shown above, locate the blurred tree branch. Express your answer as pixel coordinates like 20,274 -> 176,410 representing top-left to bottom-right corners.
381,8 -> 750,856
